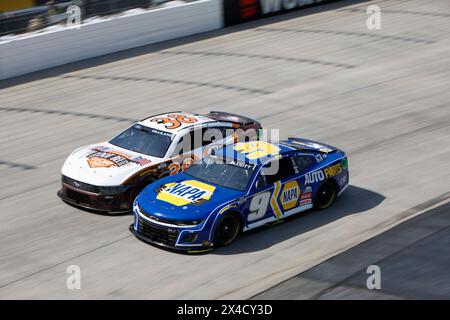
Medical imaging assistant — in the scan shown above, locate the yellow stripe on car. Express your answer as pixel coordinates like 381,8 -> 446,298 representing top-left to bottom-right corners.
270,181 -> 283,221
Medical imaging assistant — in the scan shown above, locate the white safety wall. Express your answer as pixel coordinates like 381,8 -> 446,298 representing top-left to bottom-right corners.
0,0 -> 223,80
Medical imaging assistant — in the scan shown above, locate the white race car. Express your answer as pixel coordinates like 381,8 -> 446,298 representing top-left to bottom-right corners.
59,111 -> 262,213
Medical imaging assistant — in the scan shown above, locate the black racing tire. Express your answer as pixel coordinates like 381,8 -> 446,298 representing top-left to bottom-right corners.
213,213 -> 241,247
314,180 -> 337,210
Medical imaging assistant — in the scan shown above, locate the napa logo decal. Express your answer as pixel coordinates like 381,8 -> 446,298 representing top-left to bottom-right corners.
270,180 -> 301,221
280,180 -> 300,211
156,180 -> 215,206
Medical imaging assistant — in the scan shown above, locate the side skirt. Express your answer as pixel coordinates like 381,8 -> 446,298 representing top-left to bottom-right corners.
243,204 -> 313,232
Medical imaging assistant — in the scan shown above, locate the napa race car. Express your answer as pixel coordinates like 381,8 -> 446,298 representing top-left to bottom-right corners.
59,111 -> 261,213
130,138 -> 349,252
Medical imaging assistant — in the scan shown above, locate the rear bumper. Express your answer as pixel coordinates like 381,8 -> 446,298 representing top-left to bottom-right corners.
59,183 -> 132,213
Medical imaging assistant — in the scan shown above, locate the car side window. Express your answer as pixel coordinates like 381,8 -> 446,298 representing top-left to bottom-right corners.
293,155 -> 315,172
261,157 -> 296,185
254,174 -> 267,191
174,130 -> 198,155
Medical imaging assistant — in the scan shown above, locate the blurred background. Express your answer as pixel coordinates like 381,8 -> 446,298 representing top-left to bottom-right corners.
0,0 -> 449,300
0,0 -> 189,36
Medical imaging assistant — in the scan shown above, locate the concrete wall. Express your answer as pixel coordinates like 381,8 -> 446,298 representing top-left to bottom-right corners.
0,0 -> 223,80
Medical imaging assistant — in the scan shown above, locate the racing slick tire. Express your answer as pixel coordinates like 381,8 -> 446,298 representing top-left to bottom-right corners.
314,180 -> 337,210
213,213 -> 241,247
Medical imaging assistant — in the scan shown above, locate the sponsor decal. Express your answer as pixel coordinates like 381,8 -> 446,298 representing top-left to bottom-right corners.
261,0 -> 323,14
139,167 -> 158,177
156,180 -> 215,206
300,193 -> 312,200
300,186 -> 312,205
315,154 -> 324,163
234,141 -> 280,159
338,175 -> 348,187
305,170 -> 325,184
223,0 -> 327,26
230,160 -> 255,170
304,161 -> 344,184
341,157 -> 348,170
150,113 -> 198,130
240,0 -> 258,18
324,163 -> 343,179
301,186 -> 312,200
86,146 -> 151,168
313,153 -> 328,162
280,180 -> 300,210
151,128 -> 172,137
218,203 -> 238,215
300,198 -> 312,206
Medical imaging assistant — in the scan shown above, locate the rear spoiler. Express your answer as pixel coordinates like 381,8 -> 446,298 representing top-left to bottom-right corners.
282,138 -> 338,153
205,111 -> 262,129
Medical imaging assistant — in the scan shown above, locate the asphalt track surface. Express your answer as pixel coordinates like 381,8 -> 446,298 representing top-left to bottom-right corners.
1,0 -> 450,299
253,201 -> 450,299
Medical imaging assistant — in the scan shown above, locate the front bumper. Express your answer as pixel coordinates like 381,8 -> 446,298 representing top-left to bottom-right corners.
59,183 -> 133,213
129,212 -> 213,253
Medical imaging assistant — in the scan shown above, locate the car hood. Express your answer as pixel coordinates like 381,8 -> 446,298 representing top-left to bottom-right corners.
137,173 -> 244,221
61,142 -> 163,186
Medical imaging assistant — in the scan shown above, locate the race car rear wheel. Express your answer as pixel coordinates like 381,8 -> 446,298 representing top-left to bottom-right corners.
214,213 -> 241,247
314,180 -> 337,210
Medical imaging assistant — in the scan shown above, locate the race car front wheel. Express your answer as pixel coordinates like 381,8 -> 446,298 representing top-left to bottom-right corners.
214,213 -> 241,247
314,180 -> 337,210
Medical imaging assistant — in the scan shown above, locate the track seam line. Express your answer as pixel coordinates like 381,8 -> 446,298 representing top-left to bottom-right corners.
339,7 -> 450,18
160,50 -> 356,69
246,194 -> 450,300
255,27 -> 435,44
0,234 -> 132,290
0,180 -> 60,201
309,223 -> 450,300
0,160 -> 36,171
60,74 -> 273,95
0,107 -> 137,123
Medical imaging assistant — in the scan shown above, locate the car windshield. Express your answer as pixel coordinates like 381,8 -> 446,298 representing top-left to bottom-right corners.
109,124 -> 172,158
184,156 -> 255,191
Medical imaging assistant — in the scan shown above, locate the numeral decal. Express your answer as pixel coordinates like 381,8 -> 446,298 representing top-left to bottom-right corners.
168,162 -> 180,175
168,157 -> 196,175
234,141 -> 280,160
150,114 -> 197,129
248,192 -> 271,222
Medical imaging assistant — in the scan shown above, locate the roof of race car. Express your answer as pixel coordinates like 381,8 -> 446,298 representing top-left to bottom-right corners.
215,138 -> 337,167
138,111 -> 215,134
215,141 -> 295,167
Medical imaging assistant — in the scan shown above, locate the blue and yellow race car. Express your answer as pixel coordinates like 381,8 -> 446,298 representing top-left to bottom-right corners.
130,138 -> 349,252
